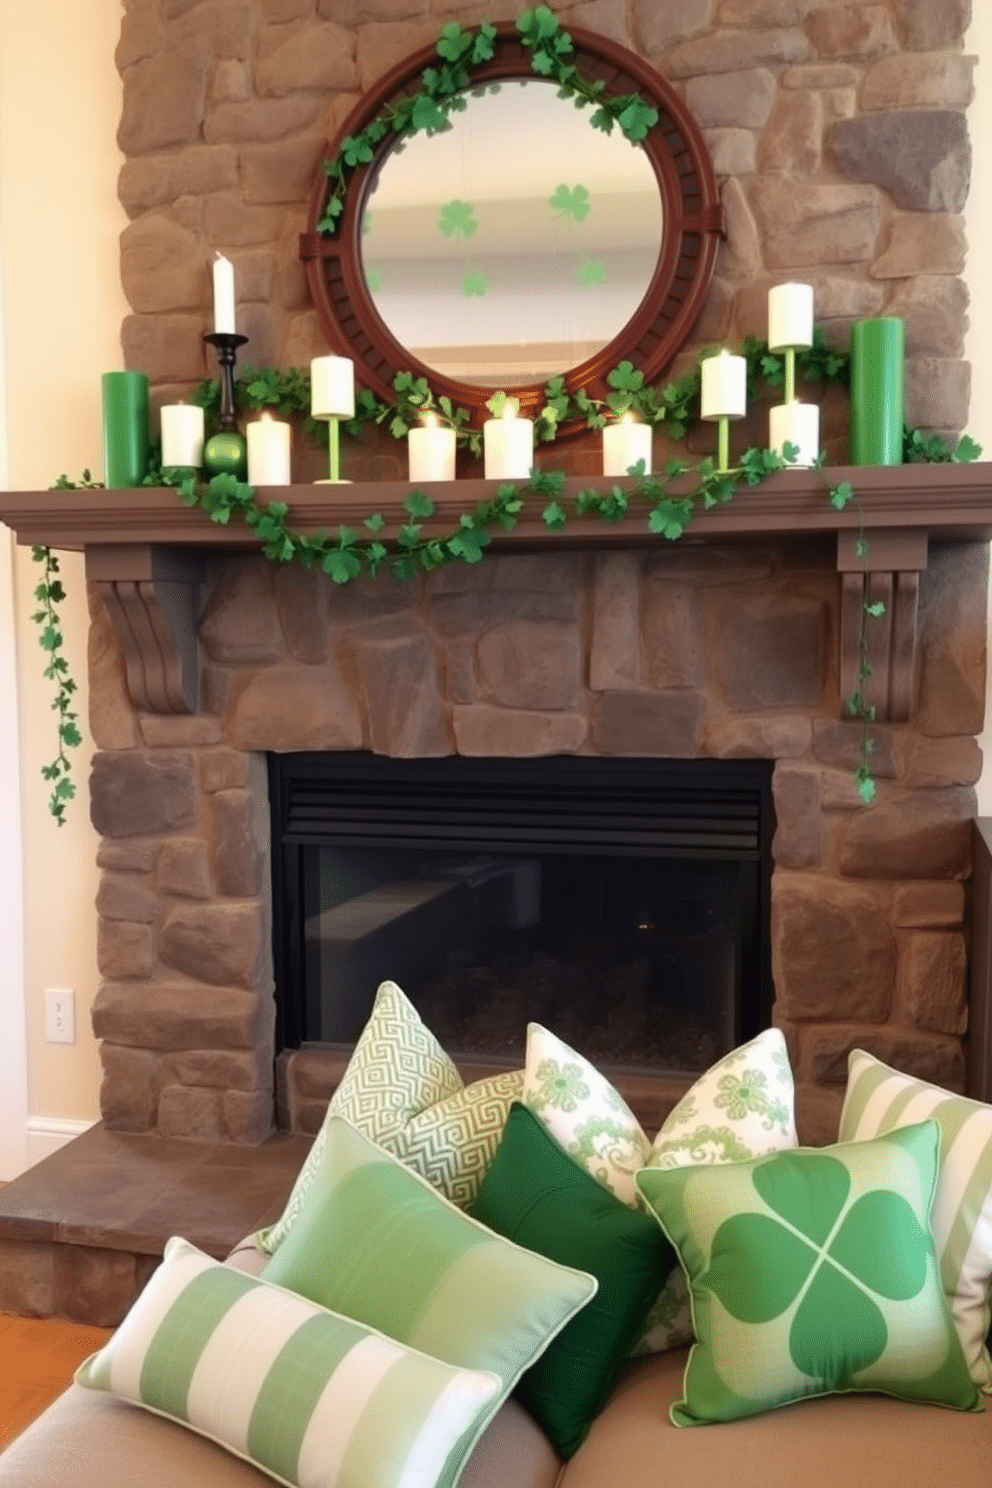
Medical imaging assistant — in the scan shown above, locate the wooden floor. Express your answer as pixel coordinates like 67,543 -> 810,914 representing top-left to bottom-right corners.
0,1313 -> 112,1451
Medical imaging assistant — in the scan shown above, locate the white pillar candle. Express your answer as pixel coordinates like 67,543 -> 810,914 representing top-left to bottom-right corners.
160,403 -> 204,468
768,282 -> 814,351
247,415 -> 292,485
310,355 -> 355,419
212,253 -> 236,335
408,416 -> 456,482
602,415 -> 652,477
483,404 -> 534,480
700,350 -> 747,419
769,401 -> 819,467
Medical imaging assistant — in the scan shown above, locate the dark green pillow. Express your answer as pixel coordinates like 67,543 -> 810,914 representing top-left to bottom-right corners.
469,1101 -> 677,1458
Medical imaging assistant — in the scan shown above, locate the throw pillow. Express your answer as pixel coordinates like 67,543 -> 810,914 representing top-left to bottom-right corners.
261,1115 -> 598,1447
469,1101 -> 677,1458
839,1047 -> 992,1392
636,1122 -> 982,1426
258,980 -> 522,1253
76,1236 -> 502,1488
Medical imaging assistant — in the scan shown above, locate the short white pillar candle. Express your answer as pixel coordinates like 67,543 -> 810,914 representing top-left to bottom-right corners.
483,403 -> 534,480
602,415 -> 652,477
408,416 -> 456,482
769,401 -> 820,467
247,415 -> 292,485
160,403 -> 204,468
700,349 -> 747,420
310,355 -> 355,419
768,282 -> 814,351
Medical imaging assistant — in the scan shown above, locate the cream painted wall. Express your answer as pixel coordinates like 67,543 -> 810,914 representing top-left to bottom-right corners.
0,0 -> 127,1172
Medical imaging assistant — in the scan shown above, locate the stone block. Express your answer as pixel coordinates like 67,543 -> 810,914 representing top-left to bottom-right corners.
87,585 -> 138,751
871,213 -> 967,277
772,874 -> 894,1023
212,789 -> 263,897
707,714 -> 812,758
211,58 -> 250,101
782,63 -> 858,89
751,176 -> 881,268
772,766 -> 822,868
157,838 -> 214,899
224,1088 -> 275,1144
916,542 -> 988,736
273,562 -> 329,663
171,0 -> 253,57
902,734 -> 982,789
90,751 -> 197,839
263,0 -> 312,18
895,930 -> 968,1036
255,20 -> 356,95
226,664 -> 364,751
121,314 -> 210,384
860,53 -> 975,112
702,128 -> 756,177
203,195 -> 283,246
158,1083 -> 225,1141
204,96 -> 320,146
829,110 -> 971,212
663,27 -> 811,77
118,41 -> 210,155
642,583 -> 703,688
0,1239 -> 54,1317
475,620 -> 583,712
200,558 -> 285,663
229,249 -> 275,303
171,1047 -> 271,1090
120,216 -> 208,314
561,0 -> 634,48
355,20 -> 441,88
116,5 -> 169,70
200,748 -> 252,793
97,872 -> 159,924
684,68 -> 776,128
633,0 -> 712,52
892,0 -> 972,50
452,705 -> 587,756
159,902 -> 267,988
885,276 -> 969,359
590,553 -> 641,692
715,598 -> 825,708
806,4 -> 897,59
758,91 -> 822,174
242,135 -> 327,205
138,716 -> 224,748
591,691 -> 705,756
904,357 -> 970,434
97,839 -> 159,873
718,178 -> 763,282
812,719 -> 897,777
284,1047 -> 343,1100
893,882 -> 965,928
93,982 -> 266,1051
348,624 -> 449,756
839,787 -> 975,879
719,0 -> 810,23
97,919 -> 155,980
428,551 -> 585,599
99,1043 -> 162,1131
804,1023 -> 965,1090
794,1082 -> 845,1146
53,1246 -> 141,1327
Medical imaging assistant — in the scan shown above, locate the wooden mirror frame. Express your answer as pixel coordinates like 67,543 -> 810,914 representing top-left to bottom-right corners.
300,22 -> 724,433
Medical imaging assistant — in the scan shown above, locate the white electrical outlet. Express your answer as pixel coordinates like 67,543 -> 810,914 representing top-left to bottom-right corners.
44,987 -> 76,1044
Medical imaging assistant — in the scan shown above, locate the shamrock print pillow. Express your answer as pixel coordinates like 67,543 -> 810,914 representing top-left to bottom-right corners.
636,1121 -> 981,1425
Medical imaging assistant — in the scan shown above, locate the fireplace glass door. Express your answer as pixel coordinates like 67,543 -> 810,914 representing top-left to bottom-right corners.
270,753 -> 773,1079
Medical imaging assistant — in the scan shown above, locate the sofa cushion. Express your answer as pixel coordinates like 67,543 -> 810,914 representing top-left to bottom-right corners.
469,1102 -> 676,1458
261,1116 -> 597,1437
75,1236 -> 502,1488
636,1121 -> 981,1426
839,1048 -> 992,1391
258,981 -> 522,1253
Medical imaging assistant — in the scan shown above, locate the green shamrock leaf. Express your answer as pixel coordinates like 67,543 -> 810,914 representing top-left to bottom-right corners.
463,271 -> 488,297
549,183 -> 591,222
577,257 -> 605,287
365,265 -> 383,292
438,199 -> 478,238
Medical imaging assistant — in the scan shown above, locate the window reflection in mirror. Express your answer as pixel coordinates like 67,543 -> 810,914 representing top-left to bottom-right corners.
360,80 -> 664,388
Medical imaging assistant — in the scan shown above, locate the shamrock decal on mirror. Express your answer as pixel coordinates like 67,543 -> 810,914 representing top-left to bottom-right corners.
703,1153 -> 930,1386
438,199 -> 478,238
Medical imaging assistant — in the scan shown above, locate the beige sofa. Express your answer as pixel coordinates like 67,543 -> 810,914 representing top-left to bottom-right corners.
2,1237 -> 990,1488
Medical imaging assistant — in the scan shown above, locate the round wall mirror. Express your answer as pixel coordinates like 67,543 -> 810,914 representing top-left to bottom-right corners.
301,21 -> 722,431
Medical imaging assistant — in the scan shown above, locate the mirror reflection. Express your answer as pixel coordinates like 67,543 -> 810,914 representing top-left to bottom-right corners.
360,80 -> 664,388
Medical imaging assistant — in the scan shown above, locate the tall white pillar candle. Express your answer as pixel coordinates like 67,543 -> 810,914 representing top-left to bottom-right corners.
769,401 -> 819,467
602,415 -> 652,477
768,282 -> 814,351
160,403 -> 204,468
212,253 -> 236,335
247,415 -> 292,485
409,416 -> 456,482
700,350 -> 747,419
483,404 -> 534,480
310,355 -> 355,418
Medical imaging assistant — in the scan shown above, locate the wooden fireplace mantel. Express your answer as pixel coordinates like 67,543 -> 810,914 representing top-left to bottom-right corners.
1,461 -> 991,718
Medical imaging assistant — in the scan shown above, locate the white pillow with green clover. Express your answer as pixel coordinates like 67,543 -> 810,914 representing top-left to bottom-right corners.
522,1021 -> 798,1353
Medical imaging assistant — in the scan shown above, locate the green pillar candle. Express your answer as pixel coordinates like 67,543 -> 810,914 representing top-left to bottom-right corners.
102,371 -> 149,487
849,317 -> 904,466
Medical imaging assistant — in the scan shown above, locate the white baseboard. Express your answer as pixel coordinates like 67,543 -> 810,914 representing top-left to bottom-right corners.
26,1116 -> 95,1165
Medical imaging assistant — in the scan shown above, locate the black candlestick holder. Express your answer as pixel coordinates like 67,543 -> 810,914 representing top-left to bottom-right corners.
203,331 -> 249,478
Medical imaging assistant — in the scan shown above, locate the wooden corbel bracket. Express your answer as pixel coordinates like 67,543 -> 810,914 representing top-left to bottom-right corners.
837,529 -> 927,723
85,545 -> 207,715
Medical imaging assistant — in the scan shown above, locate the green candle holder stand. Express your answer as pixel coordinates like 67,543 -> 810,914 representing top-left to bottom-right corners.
203,332 -> 249,479
312,415 -> 350,484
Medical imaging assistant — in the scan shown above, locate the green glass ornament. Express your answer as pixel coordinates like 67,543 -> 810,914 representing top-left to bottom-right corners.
203,430 -> 248,479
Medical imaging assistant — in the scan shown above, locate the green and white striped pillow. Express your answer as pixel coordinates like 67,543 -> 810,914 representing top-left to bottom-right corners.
76,1237 -> 502,1488
839,1048 -> 992,1391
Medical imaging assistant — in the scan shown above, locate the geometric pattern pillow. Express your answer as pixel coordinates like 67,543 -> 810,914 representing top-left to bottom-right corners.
76,1236 -> 503,1488
636,1027 -> 800,1354
257,981 -> 522,1252
839,1048 -> 992,1392
636,1122 -> 982,1426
